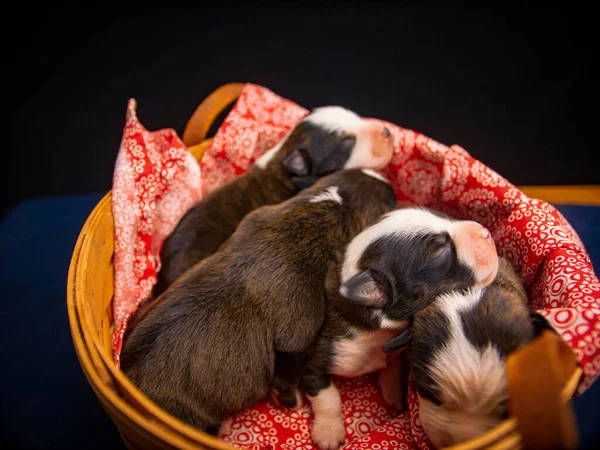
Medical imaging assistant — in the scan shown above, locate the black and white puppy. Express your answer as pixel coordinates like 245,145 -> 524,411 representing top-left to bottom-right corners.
152,106 -> 394,296
298,207 -> 500,450
120,168 -> 397,435
383,256 -> 534,448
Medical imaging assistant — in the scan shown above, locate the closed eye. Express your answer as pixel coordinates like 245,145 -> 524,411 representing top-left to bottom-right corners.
428,233 -> 454,268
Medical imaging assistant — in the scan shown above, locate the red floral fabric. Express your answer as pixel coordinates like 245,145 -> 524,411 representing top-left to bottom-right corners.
111,99 -> 202,364
111,84 -> 600,449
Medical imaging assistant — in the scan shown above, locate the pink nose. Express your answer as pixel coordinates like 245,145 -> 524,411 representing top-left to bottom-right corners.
481,227 -> 493,242
452,221 -> 499,288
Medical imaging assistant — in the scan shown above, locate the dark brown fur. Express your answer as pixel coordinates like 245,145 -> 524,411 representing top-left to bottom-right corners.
152,119 -> 367,297
120,169 -> 397,432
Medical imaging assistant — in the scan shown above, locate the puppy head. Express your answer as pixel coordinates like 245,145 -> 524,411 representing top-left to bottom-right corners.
406,260 -> 535,448
339,207 -> 499,324
256,106 -> 394,190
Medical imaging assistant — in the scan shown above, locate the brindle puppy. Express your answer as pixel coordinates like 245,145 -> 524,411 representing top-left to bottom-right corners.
152,106 -> 393,297
120,168 -> 397,435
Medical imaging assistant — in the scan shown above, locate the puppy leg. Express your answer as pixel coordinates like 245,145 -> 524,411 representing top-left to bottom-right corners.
270,374 -> 304,409
301,367 -> 346,450
271,346 -> 316,408
378,349 -> 409,412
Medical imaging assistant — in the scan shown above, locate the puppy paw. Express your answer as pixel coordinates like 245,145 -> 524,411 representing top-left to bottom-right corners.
311,414 -> 346,450
270,387 -> 304,409
270,377 -> 304,409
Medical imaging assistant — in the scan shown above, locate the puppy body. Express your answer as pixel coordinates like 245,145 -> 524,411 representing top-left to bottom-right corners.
120,169 -> 397,433
153,106 -> 394,296
299,207 -> 500,450
403,257 -> 534,448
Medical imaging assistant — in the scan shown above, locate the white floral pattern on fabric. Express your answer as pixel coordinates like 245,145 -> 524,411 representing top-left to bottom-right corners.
111,99 -> 201,364
111,84 -> 600,449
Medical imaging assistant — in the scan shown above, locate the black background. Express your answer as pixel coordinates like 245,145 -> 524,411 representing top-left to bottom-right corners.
7,4 -> 595,219
3,5 -> 599,449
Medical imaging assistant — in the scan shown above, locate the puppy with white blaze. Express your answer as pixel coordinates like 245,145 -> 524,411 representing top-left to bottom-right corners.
152,106 -> 394,297
296,207 -> 500,450
383,257 -> 535,448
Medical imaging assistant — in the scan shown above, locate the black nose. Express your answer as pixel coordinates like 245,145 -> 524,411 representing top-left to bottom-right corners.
382,127 -> 391,138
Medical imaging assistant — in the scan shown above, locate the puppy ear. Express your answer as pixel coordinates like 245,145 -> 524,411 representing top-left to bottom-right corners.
283,149 -> 310,177
382,328 -> 412,353
291,176 -> 319,190
340,270 -> 385,308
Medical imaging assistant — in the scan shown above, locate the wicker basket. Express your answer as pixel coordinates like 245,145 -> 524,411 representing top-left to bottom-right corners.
67,83 -> 587,450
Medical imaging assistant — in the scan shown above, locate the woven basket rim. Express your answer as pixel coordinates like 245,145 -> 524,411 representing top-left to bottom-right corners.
68,191 -> 238,450
67,138 -> 585,450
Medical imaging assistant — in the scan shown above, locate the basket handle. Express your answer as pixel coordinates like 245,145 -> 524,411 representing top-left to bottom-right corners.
506,330 -> 580,449
182,83 -> 245,147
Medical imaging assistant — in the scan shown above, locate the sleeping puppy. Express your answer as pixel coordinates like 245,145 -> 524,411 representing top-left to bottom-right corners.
298,207 -> 500,450
383,257 -> 535,448
120,168 -> 397,435
152,106 -> 394,296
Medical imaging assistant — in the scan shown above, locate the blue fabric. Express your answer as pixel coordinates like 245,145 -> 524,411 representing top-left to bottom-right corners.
1,195 -> 598,449
0,194 -> 124,450
554,204 -> 600,448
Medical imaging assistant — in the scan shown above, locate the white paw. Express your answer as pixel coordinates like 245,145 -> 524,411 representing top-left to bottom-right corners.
311,415 -> 346,450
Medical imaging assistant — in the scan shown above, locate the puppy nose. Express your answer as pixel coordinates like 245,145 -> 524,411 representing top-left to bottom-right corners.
481,227 -> 493,242
382,127 -> 391,139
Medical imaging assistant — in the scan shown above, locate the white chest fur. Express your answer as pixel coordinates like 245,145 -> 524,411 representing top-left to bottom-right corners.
330,328 -> 403,378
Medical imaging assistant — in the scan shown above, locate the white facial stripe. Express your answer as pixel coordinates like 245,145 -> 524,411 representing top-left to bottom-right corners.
310,186 -> 343,204
303,106 -> 364,134
361,168 -> 389,184
343,135 -> 375,169
428,289 -> 507,416
340,208 -> 458,283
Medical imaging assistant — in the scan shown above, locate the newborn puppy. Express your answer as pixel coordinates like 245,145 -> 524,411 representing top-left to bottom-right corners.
384,257 -> 534,448
153,106 -> 394,296
299,207 -> 500,450
120,168 -> 397,434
